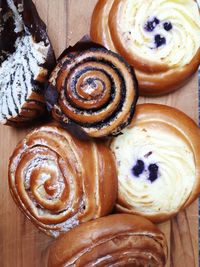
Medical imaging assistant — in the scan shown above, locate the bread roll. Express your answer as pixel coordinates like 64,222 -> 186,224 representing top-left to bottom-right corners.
0,0 -> 55,125
47,214 -> 168,267
8,125 -> 117,237
91,0 -> 200,95
111,104 -> 200,222
45,42 -> 138,138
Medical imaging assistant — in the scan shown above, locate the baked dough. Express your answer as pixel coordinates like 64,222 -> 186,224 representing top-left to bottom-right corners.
45,44 -> 138,138
8,125 -> 117,237
91,0 -> 200,95
0,0 -> 55,125
47,214 -> 168,267
111,104 -> 200,222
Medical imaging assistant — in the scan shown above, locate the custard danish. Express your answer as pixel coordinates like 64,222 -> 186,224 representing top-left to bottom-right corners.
91,0 -> 200,95
111,104 -> 200,222
8,125 -> 117,237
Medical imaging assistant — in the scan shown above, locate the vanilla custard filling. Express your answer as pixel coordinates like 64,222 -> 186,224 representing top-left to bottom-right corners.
118,0 -> 200,67
111,124 -> 195,214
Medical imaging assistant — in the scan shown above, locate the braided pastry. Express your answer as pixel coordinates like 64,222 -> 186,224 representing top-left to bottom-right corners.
47,214 -> 168,267
0,0 -> 55,125
91,0 -> 200,95
8,125 -> 117,237
45,43 -> 138,138
111,104 -> 200,222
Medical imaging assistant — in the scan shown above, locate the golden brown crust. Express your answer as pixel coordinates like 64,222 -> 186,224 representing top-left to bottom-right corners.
5,91 -> 46,126
47,214 -> 168,267
112,104 -> 200,222
90,0 -> 200,96
8,124 -> 117,237
135,50 -> 200,95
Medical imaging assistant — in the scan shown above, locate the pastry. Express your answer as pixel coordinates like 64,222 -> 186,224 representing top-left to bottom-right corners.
0,0 -> 55,125
45,40 -> 138,138
111,104 -> 200,222
46,214 -> 168,267
8,125 -> 117,237
91,0 -> 200,95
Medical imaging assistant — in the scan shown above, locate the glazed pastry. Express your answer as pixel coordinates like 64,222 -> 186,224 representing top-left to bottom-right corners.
0,0 -> 55,125
46,214 -> 168,267
8,125 -> 117,237
111,104 -> 200,222
45,41 -> 138,138
91,0 -> 200,95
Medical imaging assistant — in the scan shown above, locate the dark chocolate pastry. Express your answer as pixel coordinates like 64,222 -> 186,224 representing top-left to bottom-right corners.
0,0 -> 55,125
45,40 -> 138,138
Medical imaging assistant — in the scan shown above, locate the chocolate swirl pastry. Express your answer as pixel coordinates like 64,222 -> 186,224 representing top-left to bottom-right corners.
46,214 -> 168,267
45,43 -> 138,138
91,0 -> 200,95
8,125 -> 117,237
0,0 -> 55,125
111,104 -> 200,222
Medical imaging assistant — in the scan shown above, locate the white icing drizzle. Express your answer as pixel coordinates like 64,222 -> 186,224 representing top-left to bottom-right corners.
6,0 -> 23,33
0,0 -> 50,124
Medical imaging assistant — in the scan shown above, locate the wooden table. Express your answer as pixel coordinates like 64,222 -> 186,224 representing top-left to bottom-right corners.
0,1 -> 198,266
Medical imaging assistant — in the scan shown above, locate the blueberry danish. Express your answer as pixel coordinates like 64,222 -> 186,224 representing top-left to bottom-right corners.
0,0 -> 55,125
45,42 -> 138,138
91,0 -> 200,95
111,104 -> 200,222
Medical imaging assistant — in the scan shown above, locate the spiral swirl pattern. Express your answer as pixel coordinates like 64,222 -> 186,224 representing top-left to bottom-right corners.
47,214 -> 168,267
47,47 -> 138,138
111,104 -> 200,222
91,0 -> 200,95
8,125 -> 117,237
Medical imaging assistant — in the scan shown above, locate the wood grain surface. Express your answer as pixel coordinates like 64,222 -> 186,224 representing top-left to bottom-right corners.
0,1 -> 198,266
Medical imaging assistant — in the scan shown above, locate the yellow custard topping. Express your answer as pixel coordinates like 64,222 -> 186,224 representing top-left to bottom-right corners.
111,122 -> 195,214
117,0 -> 200,67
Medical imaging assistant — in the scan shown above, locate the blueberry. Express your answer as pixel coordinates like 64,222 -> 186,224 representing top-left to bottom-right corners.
148,164 -> 158,172
149,172 -> 158,182
144,17 -> 160,32
154,34 -> 166,48
163,22 -> 172,31
132,160 -> 145,177
148,164 -> 159,182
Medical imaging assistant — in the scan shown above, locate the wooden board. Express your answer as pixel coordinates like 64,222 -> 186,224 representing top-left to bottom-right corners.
0,1 -> 198,266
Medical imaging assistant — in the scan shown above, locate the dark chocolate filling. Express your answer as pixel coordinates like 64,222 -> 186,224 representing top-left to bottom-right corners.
68,66 -> 114,105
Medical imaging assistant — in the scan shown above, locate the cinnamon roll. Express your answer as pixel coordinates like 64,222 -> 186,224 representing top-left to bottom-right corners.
91,0 -> 200,95
111,104 -> 200,222
45,42 -> 138,138
8,125 -> 117,237
0,0 -> 55,125
47,214 -> 168,267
